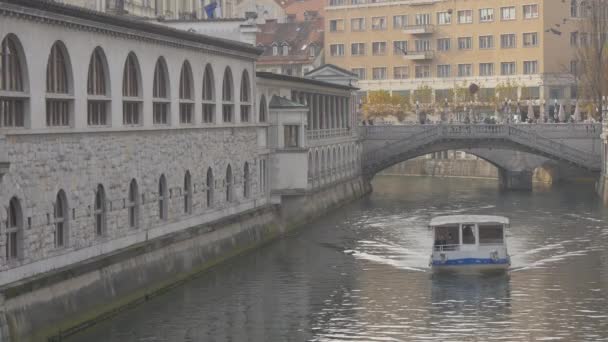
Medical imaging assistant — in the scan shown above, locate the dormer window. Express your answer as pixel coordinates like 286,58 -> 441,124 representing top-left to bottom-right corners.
309,45 -> 316,57
282,45 -> 289,56
272,45 -> 278,56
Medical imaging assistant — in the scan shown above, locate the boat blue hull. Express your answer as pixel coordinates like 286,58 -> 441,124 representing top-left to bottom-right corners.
431,258 -> 510,272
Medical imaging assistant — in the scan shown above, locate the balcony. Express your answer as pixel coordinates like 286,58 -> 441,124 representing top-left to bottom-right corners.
403,50 -> 434,60
402,24 -> 435,34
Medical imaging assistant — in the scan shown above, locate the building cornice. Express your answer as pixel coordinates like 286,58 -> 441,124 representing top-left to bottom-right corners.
0,0 -> 262,61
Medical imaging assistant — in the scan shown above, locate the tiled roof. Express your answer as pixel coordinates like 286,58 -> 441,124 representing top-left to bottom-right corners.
256,18 -> 323,64
257,72 -> 358,90
268,95 -> 308,108
284,0 -> 325,21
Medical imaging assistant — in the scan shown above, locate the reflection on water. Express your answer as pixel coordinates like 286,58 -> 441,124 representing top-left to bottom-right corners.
68,176 -> 608,342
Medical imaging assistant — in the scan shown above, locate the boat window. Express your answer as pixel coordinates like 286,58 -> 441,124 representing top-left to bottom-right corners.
434,225 -> 459,246
479,224 -> 504,244
462,224 -> 476,244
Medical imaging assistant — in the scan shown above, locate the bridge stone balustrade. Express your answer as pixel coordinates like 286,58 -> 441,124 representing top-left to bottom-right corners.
360,124 -> 603,181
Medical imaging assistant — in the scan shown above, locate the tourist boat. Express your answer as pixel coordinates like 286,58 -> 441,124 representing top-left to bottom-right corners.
429,215 -> 510,272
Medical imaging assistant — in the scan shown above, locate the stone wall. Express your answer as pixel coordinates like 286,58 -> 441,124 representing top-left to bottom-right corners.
0,127 -> 267,280
380,159 -> 499,179
0,176 -> 369,342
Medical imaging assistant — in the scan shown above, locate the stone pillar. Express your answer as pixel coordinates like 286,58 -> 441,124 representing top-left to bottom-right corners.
499,169 -> 533,191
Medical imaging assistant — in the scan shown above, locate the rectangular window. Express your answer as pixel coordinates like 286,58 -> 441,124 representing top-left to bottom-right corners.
415,39 -> 431,51
372,67 -> 387,80
284,125 -> 299,147
437,64 -> 451,78
570,32 -> 578,46
523,4 -> 539,19
123,102 -> 140,125
46,100 -> 70,127
153,103 -> 169,124
458,64 -> 472,77
437,11 -> 451,25
329,19 -> 344,32
458,37 -> 472,50
457,10 -> 473,24
580,33 -> 588,46
352,68 -> 366,80
415,65 -> 431,78
330,44 -> 344,56
500,34 -> 516,48
523,60 -> 538,74
180,103 -> 193,124
0,99 -> 24,128
372,42 -> 387,55
501,6 -> 516,20
87,101 -> 108,126
570,60 -> 578,75
372,16 -> 387,30
394,41 -> 408,55
351,18 -> 365,31
479,63 -> 494,76
523,32 -> 539,47
415,13 -> 431,25
393,66 -> 409,79
501,62 -> 516,75
437,38 -> 451,51
479,8 -> 494,22
479,35 -> 494,49
351,43 -> 365,56
393,15 -> 408,29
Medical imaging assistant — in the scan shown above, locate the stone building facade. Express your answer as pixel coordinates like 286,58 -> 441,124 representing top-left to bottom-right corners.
0,0 -> 267,282
0,0 -> 363,289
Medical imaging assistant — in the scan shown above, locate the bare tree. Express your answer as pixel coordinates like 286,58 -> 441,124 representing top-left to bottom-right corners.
575,0 -> 608,118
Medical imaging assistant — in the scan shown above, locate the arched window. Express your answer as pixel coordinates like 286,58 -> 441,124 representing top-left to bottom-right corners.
243,162 -> 250,198
54,190 -> 68,248
153,57 -> 170,125
5,196 -> 22,261
158,174 -> 168,220
222,67 -> 234,123
206,167 -> 214,208
314,150 -> 320,178
202,64 -> 215,123
0,35 -> 26,128
225,164 -> 233,202
179,61 -> 194,124
240,70 -> 251,122
94,184 -> 106,236
184,171 -> 192,214
123,53 -> 142,126
87,47 -> 110,126
127,179 -> 139,228
308,152 -> 313,182
309,44 -> 316,58
46,42 -> 71,127
259,95 -> 267,122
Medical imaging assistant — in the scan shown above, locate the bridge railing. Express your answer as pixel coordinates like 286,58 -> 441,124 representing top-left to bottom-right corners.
362,124 -> 602,174
361,123 -> 602,140
307,128 -> 350,141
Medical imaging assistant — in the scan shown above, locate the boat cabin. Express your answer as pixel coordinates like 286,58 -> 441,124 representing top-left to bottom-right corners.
430,215 -> 509,252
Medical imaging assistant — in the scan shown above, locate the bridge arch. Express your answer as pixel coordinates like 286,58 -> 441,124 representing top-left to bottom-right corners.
361,124 -> 602,187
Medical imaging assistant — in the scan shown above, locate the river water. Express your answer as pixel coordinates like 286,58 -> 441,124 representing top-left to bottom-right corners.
68,176 -> 608,342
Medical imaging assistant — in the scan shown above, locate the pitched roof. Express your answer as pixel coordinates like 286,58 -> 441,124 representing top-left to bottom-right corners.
256,18 -> 323,64
305,64 -> 357,77
1,0 -> 262,55
257,72 -> 358,90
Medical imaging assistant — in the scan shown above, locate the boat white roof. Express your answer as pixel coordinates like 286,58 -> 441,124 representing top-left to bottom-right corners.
430,215 -> 509,226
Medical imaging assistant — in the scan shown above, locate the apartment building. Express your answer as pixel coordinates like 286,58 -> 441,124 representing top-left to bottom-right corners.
325,0 -> 581,103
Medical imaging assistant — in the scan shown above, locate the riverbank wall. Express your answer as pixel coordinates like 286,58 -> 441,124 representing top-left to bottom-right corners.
0,177 -> 370,342
379,159 -> 499,179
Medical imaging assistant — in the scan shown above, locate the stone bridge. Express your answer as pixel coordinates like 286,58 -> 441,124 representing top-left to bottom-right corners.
361,124 -> 603,189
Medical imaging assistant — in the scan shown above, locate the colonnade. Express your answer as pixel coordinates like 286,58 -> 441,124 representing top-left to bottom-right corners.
291,91 -> 351,131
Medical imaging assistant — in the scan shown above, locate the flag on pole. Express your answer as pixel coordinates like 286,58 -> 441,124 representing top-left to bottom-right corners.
204,1 -> 217,18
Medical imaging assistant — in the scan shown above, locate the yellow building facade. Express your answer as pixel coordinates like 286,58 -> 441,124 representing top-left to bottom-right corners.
325,0 -> 580,103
